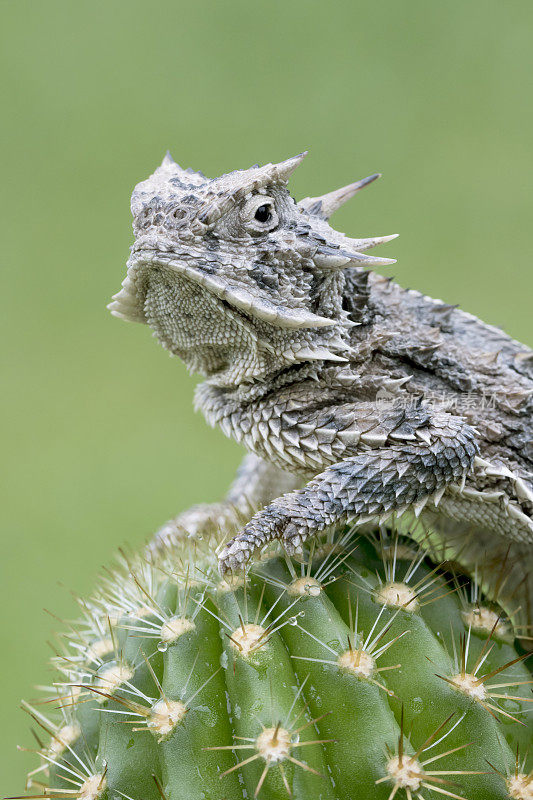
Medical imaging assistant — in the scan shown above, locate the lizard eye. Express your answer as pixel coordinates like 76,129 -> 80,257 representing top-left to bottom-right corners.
254,204 -> 272,223
243,195 -> 279,234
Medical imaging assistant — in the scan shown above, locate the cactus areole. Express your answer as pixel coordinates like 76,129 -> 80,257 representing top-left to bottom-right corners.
13,154 -> 532,799
16,528 -> 532,800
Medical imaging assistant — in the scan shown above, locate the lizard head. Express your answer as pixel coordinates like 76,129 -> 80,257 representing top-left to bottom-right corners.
109,151 -> 396,385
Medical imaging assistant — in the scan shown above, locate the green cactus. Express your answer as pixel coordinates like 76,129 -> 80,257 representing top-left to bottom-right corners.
15,526 -> 532,800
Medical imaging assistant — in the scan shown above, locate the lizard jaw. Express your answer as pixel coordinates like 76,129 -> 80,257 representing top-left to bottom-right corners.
108,249 -> 337,330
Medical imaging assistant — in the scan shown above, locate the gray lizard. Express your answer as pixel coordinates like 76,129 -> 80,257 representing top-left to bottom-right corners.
109,151 -> 533,623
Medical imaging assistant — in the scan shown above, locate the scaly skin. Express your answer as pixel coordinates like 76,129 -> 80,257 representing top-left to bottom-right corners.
109,151 -> 533,623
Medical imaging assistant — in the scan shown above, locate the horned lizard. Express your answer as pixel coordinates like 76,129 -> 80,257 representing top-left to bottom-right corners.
109,151 -> 533,623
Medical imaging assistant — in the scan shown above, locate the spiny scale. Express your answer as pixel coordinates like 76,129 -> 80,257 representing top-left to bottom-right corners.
108,150 -> 532,634
12,526 -> 532,800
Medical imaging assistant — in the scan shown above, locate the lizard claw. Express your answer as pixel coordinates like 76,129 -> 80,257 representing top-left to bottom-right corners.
218,507 -> 309,575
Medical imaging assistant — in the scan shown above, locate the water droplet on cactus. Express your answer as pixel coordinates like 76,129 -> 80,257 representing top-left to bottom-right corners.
250,699 -> 264,715
411,696 -> 424,714
18,530 -> 531,800
196,705 -> 218,728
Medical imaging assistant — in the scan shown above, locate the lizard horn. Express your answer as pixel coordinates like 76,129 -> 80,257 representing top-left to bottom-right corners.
161,150 -> 176,166
313,246 -> 396,270
298,173 -> 380,219
195,153 -> 309,228
263,151 -> 308,184
343,233 -> 399,252
158,150 -> 207,179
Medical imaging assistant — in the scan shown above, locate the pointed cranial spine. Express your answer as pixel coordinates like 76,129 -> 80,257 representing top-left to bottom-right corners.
298,172 -> 381,219
107,149 -> 397,386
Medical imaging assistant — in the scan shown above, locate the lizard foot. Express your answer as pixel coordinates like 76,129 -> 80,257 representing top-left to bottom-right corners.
218,504 -> 313,576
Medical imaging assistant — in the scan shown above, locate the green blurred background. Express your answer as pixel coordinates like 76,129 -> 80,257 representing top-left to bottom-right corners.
1,0 -> 532,791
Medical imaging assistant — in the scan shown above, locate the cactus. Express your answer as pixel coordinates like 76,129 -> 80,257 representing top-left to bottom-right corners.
14,526 -> 532,800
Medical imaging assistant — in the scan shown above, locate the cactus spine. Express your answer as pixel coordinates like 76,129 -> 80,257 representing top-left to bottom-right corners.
14,527 -> 532,800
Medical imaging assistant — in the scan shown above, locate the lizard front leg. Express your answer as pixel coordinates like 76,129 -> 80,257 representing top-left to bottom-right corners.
219,413 -> 479,574
150,454 -> 301,553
